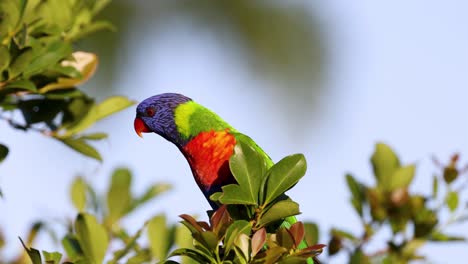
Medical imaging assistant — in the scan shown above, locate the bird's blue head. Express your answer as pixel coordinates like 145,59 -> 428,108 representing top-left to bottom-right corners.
134,93 -> 192,146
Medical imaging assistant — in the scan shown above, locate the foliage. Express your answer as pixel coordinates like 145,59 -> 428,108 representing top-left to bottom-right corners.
324,143 -> 468,263
0,0 -> 132,163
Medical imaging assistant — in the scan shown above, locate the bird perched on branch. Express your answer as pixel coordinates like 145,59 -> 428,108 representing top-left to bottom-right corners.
134,93 -> 314,263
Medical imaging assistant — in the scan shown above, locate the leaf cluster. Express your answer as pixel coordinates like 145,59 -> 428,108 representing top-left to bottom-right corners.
325,143 -> 468,263
0,0 -> 132,162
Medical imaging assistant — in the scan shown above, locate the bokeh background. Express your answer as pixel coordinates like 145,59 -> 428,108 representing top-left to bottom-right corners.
2,1 -> 468,262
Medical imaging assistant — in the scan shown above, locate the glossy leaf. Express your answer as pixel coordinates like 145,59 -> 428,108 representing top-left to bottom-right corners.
263,154 -> 307,205
75,213 -> 109,264
251,228 -> 266,257
220,140 -> 267,205
258,200 -> 300,227
70,177 -> 87,212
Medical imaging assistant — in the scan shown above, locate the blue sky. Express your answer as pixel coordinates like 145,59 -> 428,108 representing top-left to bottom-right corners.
1,1 -> 468,262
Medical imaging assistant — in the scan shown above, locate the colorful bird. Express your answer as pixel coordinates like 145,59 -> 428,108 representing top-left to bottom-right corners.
134,93 -> 313,263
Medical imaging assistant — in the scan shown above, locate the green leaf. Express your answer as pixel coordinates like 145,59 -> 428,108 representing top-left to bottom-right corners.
430,231 -> 465,241
0,1 -> 20,39
303,222 -> 319,246
350,249 -> 370,264
111,227 -> 145,262
432,174 -> 438,199
23,41 -> 72,77
219,140 -> 267,205
0,46 -> 10,75
330,228 -> 358,242
107,168 -> 132,223
263,154 -> 306,205
175,224 -> 198,264
0,144 -> 8,163
9,47 -> 34,79
70,177 -> 87,212
446,191 -> 459,212
42,251 -> 62,264
169,248 -> 214,264
61,234 -> 83,261
258,200 -> 300,227
19,237 -> 42,264
3,79 -> 37,91
59,137 -> 102,161
79,133 -> 108,140
224,220 -> 252,254
371,143 -> 400,187
64,96 -> 135,135
148,215 -> 170,260
75,213 -> 109,264
387,164 -> 415,190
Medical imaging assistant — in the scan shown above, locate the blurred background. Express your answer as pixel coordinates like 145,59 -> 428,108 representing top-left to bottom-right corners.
1,0 -> 468,262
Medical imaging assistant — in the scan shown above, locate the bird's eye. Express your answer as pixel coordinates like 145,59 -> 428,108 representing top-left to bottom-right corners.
146,107 -> 156,117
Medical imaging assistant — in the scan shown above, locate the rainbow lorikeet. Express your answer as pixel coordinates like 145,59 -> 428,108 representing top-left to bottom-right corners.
134,93 -> 313,263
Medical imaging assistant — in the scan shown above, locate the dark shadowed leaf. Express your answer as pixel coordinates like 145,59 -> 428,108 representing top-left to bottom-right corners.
0,46 -> 10,75
169,248 -> 214,263
263,154 -> 306,205
0,144 -> 8,163
350,249 -> 370,264
276,227 -> 295,249
62,234 -> 83,260
258,200 -> 300,227
19,237 -> 42,264
75,213 -> 109,264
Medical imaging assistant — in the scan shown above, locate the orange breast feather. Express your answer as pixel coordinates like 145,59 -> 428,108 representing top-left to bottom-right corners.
183,130 -> 236,190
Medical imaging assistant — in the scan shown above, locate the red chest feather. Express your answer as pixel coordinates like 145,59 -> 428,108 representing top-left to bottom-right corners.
183,130 -> 236,190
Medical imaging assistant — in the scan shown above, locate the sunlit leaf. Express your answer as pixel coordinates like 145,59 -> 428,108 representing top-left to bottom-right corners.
42,251 -> 62,264
107,168 -> 132,223
371,142 -> 400,188
148,215 -> 170,260
446,191 -> 459,212
75,213 -> 109,264
70,177 -> 87,212
61,234 -> 83,261
59,137 -> 102,161
219,140 -> 267,205
2,79 -> 37,91
387,164 -> 415,191
263,154 -> 306,205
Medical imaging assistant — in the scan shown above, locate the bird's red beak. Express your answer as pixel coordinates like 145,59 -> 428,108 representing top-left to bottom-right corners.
134,117 -> 150,138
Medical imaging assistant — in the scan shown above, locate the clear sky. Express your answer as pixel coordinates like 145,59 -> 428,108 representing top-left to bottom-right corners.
1,1 -> 468,262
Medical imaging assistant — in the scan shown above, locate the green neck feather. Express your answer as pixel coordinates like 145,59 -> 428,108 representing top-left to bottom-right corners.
174,101 -> 235,140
